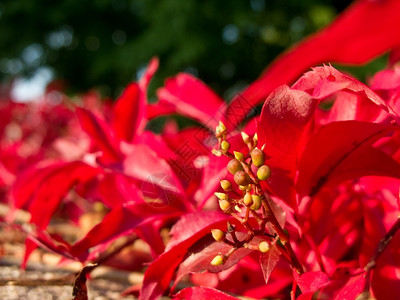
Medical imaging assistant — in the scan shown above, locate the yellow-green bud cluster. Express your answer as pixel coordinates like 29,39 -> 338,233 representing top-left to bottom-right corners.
211,123 -> 278,270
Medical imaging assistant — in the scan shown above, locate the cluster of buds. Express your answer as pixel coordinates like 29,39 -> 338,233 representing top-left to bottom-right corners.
210,121 -> 273,265
209,122 -> 303,274
213,122 -> 271,215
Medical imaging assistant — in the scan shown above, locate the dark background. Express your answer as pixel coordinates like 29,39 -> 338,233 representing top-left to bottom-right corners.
0,0 -> 355,99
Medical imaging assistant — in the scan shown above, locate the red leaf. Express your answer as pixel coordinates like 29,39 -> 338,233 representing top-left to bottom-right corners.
136,222 -> 166,257
292,65 -> 395,121
135,131 -> 177,160
123,143 -> 187,208
319,270 -> 367,300
11,161 -> 64,210
156,73 -> 225,130
161,126 -> 212,204
173,286 -> 239,300
225,0 -> 400,121
295,271 -> 330,295
70,202 -> 181,261
334,273 -> 366,300
28,161 -> 100,229
296,121 -> 400,199
146,101 -> 176,120
76,107 -> 122,164
257,85 -> 318,207
371,66 -> 400,91
370,66 -> 400,119
318,92 -> 382,125
213,256 -> 293,298
266,196 -> 287,230
138,57 -> 159,91
294,66 -> 380,102
112,58 -> 158,141
371,258 -> 400,300
21,224 -> 76,269
260,244 -> 281,284
305,186 -> 364,274
331,146 -> 400,185
162,126 -> 210,157
166,211 -> 230,251
173,234 -> 254,289
360,183 -> 399,264
112,83 -> 142,142
22,239 -> 40,269
0,160 -> 14,186
81,172 -> 136,208
390,46 -> 400,65
220,94 -> 255,130
19,163 -> 99,266
139,211 -> 231,300
21,226 -> 74,260
360,188 -> 400,299
194,154 -> 229,209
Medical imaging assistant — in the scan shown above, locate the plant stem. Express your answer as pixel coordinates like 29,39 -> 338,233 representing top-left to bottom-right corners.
365,215 -> 400,273
360,214 -> 400,295
261,195 -> 304,274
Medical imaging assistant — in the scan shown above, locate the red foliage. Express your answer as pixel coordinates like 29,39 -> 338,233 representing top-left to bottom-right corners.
2,1 -> 400,299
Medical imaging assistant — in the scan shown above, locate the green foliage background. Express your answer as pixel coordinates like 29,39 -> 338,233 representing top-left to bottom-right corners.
0,0 -> 355,99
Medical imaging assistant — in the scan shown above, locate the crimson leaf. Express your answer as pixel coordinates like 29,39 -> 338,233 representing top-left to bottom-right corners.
139,211 -> 232,300
296,121 -> 400,199
260,244 -> 281,284
258,85 -> 318,207
173,286 -> 239,300
156,73 -> 225,130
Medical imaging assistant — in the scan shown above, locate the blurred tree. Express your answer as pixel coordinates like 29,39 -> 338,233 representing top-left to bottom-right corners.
0,0 -> 352,99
